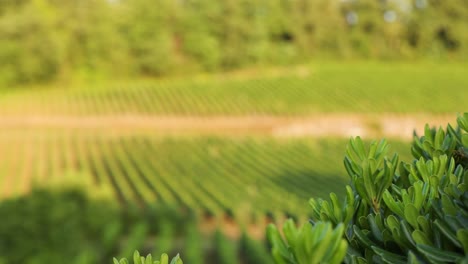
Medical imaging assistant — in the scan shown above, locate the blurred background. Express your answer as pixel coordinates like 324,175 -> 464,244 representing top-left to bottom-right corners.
0,0 -> 467,263
1,0 -> 467,85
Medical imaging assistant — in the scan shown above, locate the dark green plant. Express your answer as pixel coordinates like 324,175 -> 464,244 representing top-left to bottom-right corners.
268,113 -> 468,263
214,229 -> 238,264
0,187 -> 120,263
239,231 -> 274,263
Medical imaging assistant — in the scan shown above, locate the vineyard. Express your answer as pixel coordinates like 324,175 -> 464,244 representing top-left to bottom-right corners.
0,130 -> 414,263
0,63 -> 467,116
0,131 -> 413,218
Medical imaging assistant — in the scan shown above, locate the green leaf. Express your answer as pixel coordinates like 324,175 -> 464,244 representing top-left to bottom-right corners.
367,214 -> 383,243
307,223 -> 333,263
372,246 -> 406,264
415,158 -> 430,183
133,251 -> 141,264
411,181 -> 424,211
457,229 -> 468,253
462,134 -> 468,147
385,215 -> 400,232
412,230 -> 430,245
329,240 -> 348,264
267,224 -> 292,262
271,248 -> 288,264
417,244 -> 464,262
283,219 -> 299,249
383,191 -> 404,218
169,254 -> 182,264
424,125 -> 433,144
434,219 -> 462,248
434,127 -> 445,150
400,220 -> 416,248
344,185 -> 355,224
457,113 -> 468,132
344,156 -> 357,178
417,216 -> 430,234
350,256 -> 368,264
350,137 -> 366,161
145,254 -> 153,264
353,225 -> 378,249
407,251 -> 419,264
160,254 -> 169,264
330,192 -> 343,222
404,204 -> 419,229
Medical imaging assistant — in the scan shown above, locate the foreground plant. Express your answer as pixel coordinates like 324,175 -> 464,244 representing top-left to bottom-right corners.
267,220 -> 348,264
113,251 -> 182,264
114,114 -> 468,263
268,113 -> 468,263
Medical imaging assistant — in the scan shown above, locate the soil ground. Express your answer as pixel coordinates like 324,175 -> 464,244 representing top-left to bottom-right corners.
0,113 -> 455,140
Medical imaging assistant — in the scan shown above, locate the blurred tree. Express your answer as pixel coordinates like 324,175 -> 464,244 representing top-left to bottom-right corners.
218,0 -> 252,68
376,0 -> 410,59
0,0 -> 467,86
265,0 -> 298,64
410,0 -> 468,59
311,0 -> 348,58
0,0 -> 61,85
342,0 -> 385,58
48,0 -> 125,81
241,0 -> 271,65
119,0 -> 175,76
179,0 -> 222,71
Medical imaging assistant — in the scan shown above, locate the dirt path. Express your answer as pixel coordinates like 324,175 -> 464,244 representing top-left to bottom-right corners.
0,114 -> 456,140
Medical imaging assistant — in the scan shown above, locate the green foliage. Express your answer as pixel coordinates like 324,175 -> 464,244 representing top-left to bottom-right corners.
120,0 -> 175,76
239,232 -> 274,263
183,224 -> 204,264
1,0 -> 468,85
113,251 -> 182,264
268,114 -> 468,263
0,0 -> 61,84
0,187 -> 120,263
120,223 -> 149,259
267,220 -> 347,264
214,230 -> 238,264
0,185 -> 195,264
344,138 -> 398,213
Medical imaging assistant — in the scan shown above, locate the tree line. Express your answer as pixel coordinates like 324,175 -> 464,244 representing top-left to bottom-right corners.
0,0 -> 467,86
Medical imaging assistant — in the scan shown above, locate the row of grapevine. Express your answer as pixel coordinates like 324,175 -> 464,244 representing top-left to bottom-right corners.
0,63 -> 466,116
1,132 -> 417,220
0,132 -> 367,221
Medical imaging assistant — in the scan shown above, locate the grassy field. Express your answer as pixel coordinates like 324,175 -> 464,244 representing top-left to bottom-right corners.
0,62 -> 466,116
